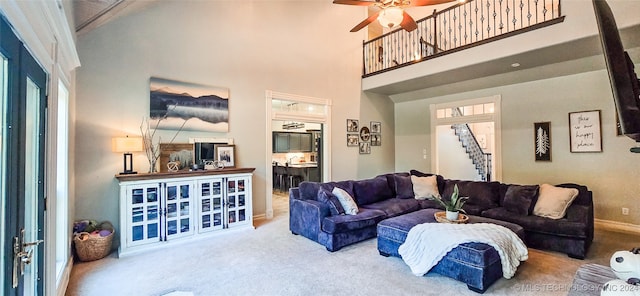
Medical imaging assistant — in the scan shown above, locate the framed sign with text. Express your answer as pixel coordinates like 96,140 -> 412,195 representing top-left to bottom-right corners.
569,110 -> 602,153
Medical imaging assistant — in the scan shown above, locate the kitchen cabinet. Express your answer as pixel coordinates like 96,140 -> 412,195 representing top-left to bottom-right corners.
116,168 -> 254,257
273,132 -> 312,152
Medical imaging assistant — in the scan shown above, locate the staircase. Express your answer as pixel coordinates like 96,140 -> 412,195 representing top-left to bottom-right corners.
451,124 -> 491,181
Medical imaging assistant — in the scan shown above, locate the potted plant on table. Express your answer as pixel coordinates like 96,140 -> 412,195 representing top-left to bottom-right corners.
427,184 -> 469,221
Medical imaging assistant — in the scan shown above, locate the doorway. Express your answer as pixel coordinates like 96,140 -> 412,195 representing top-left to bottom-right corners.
1,16 -> 48,296
265,91 -> 331,219
430,96 -> 502,181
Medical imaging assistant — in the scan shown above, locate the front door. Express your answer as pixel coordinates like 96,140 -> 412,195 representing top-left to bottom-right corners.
1,15 -> 48,296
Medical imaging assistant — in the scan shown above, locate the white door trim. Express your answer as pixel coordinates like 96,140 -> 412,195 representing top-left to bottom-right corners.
430,95 -> 502,181
265,90 -> 331,219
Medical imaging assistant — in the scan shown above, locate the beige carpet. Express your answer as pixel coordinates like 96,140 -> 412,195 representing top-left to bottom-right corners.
65,192 -> 640,296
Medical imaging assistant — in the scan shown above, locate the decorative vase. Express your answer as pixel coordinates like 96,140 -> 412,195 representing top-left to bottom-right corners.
148,158 -> 158,173
446,210 -> 459,221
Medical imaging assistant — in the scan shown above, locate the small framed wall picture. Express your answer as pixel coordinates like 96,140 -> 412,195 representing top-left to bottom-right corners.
569,110 -> 602,152
359,126 -> 371,142
347,119 -> 359,132
347,134 -> 359,147
215,145 -> 236,168
359,142 -> 371,154
370,121 -> 381,133
371,134 -> 381,146
534,122 -> 551,161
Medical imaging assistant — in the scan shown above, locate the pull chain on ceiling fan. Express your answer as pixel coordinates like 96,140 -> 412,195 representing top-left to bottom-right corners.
333,0 -> 462,32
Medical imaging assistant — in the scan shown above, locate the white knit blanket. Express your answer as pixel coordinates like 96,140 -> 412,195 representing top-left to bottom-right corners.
398,222 -> 528,279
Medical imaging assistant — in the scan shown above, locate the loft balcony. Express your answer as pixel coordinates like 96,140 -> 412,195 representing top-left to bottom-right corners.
361,0 -> 640,98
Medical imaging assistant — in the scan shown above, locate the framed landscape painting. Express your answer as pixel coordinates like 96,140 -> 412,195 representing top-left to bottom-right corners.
150,77 -> 229,132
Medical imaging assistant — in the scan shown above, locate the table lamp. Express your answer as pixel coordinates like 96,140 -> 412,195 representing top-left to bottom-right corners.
112,136 -> 143,174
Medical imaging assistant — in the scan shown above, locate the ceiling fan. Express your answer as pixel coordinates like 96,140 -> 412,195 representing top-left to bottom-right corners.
333,0 -> 460,32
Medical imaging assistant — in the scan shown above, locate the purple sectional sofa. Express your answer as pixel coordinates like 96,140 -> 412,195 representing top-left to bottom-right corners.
289,170 -> 594,259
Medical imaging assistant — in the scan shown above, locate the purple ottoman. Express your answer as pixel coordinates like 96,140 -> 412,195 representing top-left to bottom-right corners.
377,208 -> 525,293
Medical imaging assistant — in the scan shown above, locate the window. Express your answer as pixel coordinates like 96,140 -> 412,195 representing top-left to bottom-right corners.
55,82 -> 69,281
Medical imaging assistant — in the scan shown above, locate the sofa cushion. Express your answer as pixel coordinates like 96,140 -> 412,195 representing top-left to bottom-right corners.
481,207 -> 588,238
317,189 -> 345,216
411,175 -> 441,200
410,170 -> 445,193
503,185 -> 539,216
533,184 -> 579,219
298,181 -> 355,201
352,176 -> 394,206
461,204 -> 485,216
321,208 -> 387,234
333,187 -> 359,215
393,174 -> 415,199
443,180 -> 500,211
417,199 -> 444,210
361,198 -> 421,218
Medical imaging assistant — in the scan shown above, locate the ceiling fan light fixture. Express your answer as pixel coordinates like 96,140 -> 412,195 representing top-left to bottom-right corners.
378,6 -> 404,29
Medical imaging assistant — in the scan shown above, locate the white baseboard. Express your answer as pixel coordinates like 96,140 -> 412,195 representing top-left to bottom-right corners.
57,256 -> 74,296
595,218 -> 640,234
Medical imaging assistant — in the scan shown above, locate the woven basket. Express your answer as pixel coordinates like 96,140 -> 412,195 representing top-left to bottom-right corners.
434,211 -> 469,224
73,224 -> 115,262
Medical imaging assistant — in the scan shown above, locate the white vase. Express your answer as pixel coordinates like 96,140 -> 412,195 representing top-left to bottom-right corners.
446,210 -> 459,221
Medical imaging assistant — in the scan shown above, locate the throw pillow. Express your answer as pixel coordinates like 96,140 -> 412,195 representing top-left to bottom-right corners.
332,187 -> 359,215
410,170 -> 445,193
533,183 -> 579,219
317,189 -> 345,216
411,175 -> 441,200
503,185 -> 539,216
394,174 -> 414,199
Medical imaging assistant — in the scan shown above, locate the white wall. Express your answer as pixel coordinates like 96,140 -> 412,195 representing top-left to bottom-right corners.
74,1 -> 396,240
395,67 -> 640,225
436,126 -> 481,181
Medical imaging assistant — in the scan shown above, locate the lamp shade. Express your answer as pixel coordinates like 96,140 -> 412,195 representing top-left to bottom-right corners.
378,7 -> 404,29
112,137 -> 143,153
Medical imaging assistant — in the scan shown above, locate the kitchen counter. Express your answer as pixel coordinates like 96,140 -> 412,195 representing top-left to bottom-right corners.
287,162 -> 318,168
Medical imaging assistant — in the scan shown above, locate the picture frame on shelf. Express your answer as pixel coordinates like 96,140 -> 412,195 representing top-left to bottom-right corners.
347,119 -> 359,132
370,121 -> 381,133
159,143 -> 194,172
534,122 -> 551,161
347,134 -> 359,147
215,145 -> 236,167
569,110 -> 602,153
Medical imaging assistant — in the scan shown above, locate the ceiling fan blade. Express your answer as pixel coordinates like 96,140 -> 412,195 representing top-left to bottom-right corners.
400,11 -> 418,32
350,11 -> 381,32
406,0 -> 457,6
333,0 -> 379,6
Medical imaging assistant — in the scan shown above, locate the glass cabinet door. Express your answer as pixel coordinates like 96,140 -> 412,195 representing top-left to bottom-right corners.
126,183 -> 161,247
164,181 -> 194,240
226,177 -> 249,228
197,178 -> 224,233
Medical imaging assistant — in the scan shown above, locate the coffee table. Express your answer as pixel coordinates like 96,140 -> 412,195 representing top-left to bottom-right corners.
377,208 -> 525,293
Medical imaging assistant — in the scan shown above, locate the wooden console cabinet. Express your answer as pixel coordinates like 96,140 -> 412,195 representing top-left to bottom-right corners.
115,168 -> 255,257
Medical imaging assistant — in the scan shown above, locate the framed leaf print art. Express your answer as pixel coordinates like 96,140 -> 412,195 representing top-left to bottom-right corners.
534,122 -> 551,161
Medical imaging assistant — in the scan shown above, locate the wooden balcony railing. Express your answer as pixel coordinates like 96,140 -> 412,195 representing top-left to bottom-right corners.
363,0 -> 565,77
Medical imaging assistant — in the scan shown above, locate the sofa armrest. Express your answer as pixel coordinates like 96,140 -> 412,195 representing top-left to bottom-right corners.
289,188 -> 330,242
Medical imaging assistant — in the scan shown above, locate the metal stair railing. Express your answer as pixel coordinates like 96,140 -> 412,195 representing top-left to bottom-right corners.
451,108 -> 492,181
362,0 -> 564,77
